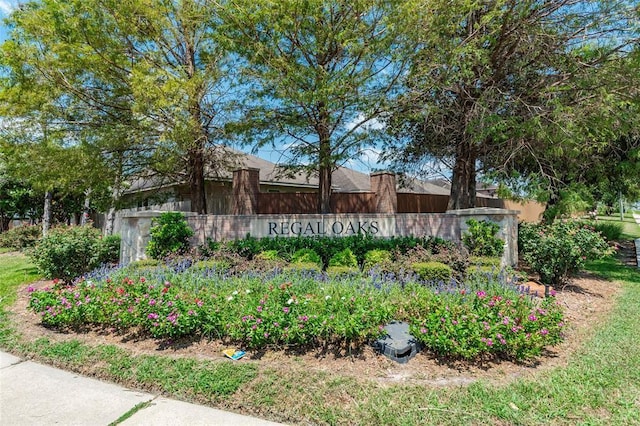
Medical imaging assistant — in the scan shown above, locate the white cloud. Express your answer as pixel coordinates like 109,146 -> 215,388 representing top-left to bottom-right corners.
0,1 -> 16,15
345,113 -> 385,132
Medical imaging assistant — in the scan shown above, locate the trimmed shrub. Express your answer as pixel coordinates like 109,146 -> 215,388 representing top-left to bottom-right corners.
126,259 -> 162,270
255,250 -> 282,261
412,261 -> 453,283
96,234 -> 121,265
363,249 -> 393,270
469,256 -> 501,267
462,219 -> 504,257
290,248 -> 322,266
29,225 -> 103,284
146,212 -> 194,259
325,265 -> 360,278
192,259 -> 232,272
328,248 -> 358,268
0,225 -> 41,250
590,221 -> 623,241
285,261 -> 322,273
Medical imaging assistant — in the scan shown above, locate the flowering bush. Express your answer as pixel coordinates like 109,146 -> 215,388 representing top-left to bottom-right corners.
29,225 -> 112,284
519,221 -> 613,285
28,261 -> 566,361
0,225 -> 41,250
406,285 -> 564,359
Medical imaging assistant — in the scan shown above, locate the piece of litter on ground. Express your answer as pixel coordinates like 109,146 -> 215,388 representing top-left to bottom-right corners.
223,349 -> 246,360
509,402 -> 519,411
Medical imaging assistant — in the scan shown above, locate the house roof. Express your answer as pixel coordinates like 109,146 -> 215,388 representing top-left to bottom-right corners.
125,148 -> 497,198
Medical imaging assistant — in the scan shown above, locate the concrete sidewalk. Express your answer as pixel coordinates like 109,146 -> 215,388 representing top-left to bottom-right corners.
0,351 -> 284,426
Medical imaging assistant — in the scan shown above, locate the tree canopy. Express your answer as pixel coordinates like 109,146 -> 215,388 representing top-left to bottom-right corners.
384,0 -> 640,214
1,0 -> 638,221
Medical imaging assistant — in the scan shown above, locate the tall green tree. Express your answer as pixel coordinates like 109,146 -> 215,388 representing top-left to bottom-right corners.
0,0 -> 237,217
222,0 -> 406,213
386,0 -> 639,211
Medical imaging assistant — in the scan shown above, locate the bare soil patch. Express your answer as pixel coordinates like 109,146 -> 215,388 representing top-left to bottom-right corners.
7,264 -> 625,389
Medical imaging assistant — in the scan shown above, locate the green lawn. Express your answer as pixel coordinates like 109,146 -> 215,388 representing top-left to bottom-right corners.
1,251 -> 639,424
0,253 -> 41,308
596,213 -> 640,240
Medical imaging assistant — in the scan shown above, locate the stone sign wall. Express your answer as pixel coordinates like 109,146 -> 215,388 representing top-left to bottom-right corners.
119,208 -> 519,266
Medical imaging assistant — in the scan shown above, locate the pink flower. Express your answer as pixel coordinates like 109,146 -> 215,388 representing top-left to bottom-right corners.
476,291 -> 486,299
283,307 -> 290,314
540,328 -> 549,336
257,306 -> 263,313
420,327 -> 427,334
528,314 -> 537,321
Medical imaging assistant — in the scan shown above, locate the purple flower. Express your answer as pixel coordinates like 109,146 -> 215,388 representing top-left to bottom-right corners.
257,306 -> 263,313
528,314 -> 537,321
539,328 -> 549,336
476,291 -> 486,299
148,313 -> 159,320
283,307 -> 290,314
149,299 -> 156,306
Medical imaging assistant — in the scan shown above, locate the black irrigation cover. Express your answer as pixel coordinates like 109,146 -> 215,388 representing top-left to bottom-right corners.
372,321 -> 422,364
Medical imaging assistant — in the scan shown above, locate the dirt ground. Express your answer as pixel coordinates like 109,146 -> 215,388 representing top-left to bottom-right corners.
7,243 -> 636,387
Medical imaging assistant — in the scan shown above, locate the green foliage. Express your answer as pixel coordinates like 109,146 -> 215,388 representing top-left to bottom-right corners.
220,0 -> 406,212
0,225 -> 41,250
146,213 -> 194,260
589,221 -> 623,241
408,287 -> 564,360
29,225 -> 104,284
469,256 -> 501,267
255,250 -> 282,261
328,248 -> 358,268
325,266 -> 360,278
192,259 -> 232,272
27,263 -> 564,360
126,259 -> 162,270
519,221 -> 614,285
411,261 -> 453,283
462,219 -> 504,257
95,234 -> 121,265
285,262 -> 322,273
0,252 -> 41,308
363,249 -> 393,270
290,248 -> 322,266
221,234 -> 457,269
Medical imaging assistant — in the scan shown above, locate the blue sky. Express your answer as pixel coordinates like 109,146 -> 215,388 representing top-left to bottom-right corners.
0,0 -> 16,41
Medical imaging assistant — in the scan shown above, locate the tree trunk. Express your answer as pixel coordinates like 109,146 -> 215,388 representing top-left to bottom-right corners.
447,139 -> 477,210
0,216 -> 10,232
80,189 -> 91,226
318,159 -> 332,214
42,191 -> 52,237
105,171 -> 122,236
317,104 -> 332,214
188,143 -> 207,215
